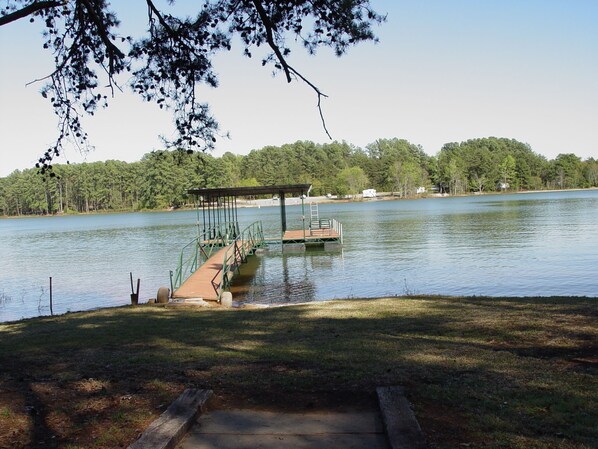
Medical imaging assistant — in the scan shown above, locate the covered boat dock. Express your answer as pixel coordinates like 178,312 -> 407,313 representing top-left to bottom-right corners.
171,184 -> 342,303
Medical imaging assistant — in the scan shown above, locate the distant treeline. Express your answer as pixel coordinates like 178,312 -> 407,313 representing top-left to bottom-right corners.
1,137 -> 597,216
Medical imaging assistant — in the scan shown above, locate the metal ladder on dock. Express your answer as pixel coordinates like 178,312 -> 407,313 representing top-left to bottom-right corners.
309,203 -> 331,235
310,203 -> 320,229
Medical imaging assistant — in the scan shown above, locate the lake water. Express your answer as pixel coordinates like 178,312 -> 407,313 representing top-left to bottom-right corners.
1,190 -> 597,322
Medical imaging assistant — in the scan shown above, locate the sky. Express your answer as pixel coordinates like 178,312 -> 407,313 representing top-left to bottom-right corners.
0,0 -> 597,177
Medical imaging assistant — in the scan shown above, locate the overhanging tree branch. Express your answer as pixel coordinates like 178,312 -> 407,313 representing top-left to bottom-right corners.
251,0 -> 292,83
0,0 -> 64,27
251,0 -> 331,139
79,0 -> 125,69
288,65 -> 332,139
145,0 -> 177,38
2,0 -> 383,172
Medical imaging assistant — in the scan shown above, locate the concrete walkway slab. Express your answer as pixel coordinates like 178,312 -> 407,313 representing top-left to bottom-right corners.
128,387 -> 427,449
180,409 -> 390,449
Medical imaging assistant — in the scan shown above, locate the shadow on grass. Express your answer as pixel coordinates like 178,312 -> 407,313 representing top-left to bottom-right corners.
0,295 -> 596,449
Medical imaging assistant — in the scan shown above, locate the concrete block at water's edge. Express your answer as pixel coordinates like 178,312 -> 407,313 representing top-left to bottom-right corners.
220,292 -> 233,308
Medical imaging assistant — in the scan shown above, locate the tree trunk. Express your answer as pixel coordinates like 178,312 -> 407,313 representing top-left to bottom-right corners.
58,181 -> 64,213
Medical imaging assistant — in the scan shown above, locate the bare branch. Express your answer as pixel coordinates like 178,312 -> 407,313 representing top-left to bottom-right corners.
251,1 -> 331,139
0,0 -> 65,27
288,65 -> 332,139
26,33 -> 83,87
25,73 -> 54,86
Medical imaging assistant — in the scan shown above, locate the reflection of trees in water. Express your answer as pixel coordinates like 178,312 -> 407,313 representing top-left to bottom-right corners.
0,290 -> 11,307
435,206 -> 533,250
231,249 -> 343,305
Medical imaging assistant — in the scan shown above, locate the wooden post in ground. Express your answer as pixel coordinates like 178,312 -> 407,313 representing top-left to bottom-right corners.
377,386 -> 428,449
130,272 -> 139,305
49,276 -> 53,316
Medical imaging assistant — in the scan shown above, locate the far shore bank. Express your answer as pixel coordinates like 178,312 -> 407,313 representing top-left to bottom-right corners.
1,187 -> 597,219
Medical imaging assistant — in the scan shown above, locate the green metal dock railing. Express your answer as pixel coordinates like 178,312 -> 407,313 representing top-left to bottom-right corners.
171,221 -> 264,298
171,222 -> 240,293
213,221 -> 264,300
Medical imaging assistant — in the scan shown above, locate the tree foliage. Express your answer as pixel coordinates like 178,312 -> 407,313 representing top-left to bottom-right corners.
335,166 -> 369,196
434,138 -> 549,193
1,0 -> 384,173
2,136 -> 596,217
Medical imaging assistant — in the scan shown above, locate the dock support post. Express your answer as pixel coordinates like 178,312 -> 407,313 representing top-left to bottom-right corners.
301,195 -> 306,240
280,192 -> 287,234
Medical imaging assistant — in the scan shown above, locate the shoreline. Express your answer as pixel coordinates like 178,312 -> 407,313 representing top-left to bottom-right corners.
1,187 -> 597,219
2,293 -> 597,325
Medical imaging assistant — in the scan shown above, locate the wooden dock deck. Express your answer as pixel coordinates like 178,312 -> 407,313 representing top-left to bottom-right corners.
172,246 -> 229,300
282,229 -> 341,244
173,240 -> 254,301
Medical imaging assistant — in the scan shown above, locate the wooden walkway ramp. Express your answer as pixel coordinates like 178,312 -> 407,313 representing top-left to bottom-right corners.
172,240 -> 254,301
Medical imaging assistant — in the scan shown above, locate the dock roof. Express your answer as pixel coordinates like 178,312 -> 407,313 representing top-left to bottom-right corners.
188,184 -> 312,198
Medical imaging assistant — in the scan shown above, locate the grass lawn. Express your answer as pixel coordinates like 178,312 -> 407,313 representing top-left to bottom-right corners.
0,296 -> 596,449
